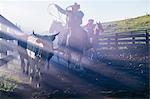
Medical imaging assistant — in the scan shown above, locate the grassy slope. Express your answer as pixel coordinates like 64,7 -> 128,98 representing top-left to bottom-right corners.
103,14 -> 150,33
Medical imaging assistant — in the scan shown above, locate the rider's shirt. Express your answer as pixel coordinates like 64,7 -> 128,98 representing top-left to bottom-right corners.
55,4 -> 84,28
84,23 -> 95,36
67,10 -> 84,28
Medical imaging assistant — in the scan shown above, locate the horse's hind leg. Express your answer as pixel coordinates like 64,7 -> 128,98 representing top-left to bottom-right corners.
67,53 -> 71,68
77,54 -> 84,71
68,59 -> 71,68
35,66 -> 41,88
26,59 -> 30,75
47,59 -> 50,70
78,54 -> 82,68
29,58 -> 36,84
65,49 -> 71,68
46,55 -> 53,70
20,57 -> 26,73
56,55 -> 59,62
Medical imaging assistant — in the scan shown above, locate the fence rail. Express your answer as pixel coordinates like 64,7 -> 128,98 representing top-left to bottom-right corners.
98,29 -> 150,50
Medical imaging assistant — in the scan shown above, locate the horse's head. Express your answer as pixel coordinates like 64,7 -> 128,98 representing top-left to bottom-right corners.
49,20 -> 65,33
94,21 -> 104,34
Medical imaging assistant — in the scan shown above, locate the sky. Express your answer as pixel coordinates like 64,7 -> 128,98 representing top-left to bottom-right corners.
0,0 -> 150,33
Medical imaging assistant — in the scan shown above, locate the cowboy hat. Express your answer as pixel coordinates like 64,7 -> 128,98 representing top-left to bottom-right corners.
72,3 -> 80,9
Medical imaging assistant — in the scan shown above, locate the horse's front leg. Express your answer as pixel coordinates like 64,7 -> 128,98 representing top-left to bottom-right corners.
26,59 -> 30,75
65,49 -> 71,68
67,52 -> 71,68
20,57 -> 26,73
35,66 -> 41,88
29,58 -> 35,84
34,58 -> 42,88
77,54 -> 82,67
28,57 -> 38,85
76,51 -> 85,71
90,48 -> 95,60
46,59 -> 50,70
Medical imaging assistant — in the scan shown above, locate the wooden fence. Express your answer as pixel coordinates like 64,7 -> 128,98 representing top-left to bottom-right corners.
97,29 -> 150,61
98,29 -> 150,50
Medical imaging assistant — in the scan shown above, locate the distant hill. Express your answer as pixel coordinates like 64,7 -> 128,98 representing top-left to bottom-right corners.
103,14 -> 150,33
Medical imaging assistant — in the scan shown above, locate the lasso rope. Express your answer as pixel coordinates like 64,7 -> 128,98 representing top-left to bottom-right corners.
47,3 -> 65,24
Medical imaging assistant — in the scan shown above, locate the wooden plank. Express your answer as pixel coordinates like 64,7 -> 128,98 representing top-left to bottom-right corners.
98,39 -> 149,43
99,34 -> 150,39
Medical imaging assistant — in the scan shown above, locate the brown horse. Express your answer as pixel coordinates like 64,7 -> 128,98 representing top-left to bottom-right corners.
66,25 -> 90,67
89,22 -> 104,60
49,20 -> 91,68
92,22 -> 104,49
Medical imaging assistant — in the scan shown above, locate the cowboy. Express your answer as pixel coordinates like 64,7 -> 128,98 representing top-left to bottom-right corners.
83,19 -> 95,45
84,19 -> 95,36
55,3 -> 84,30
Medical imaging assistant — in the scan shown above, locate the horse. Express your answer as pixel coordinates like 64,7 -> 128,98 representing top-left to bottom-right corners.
92,22 -> 104,49
49,20 -> 91,69
32,32 -> 59,69
66,25 -> 90,67
49,20 -> 68,62
18,32 -> 58,88
49,20 -> 67,46
88,22 -> 104,60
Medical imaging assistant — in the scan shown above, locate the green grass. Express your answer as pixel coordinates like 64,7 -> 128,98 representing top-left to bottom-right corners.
0,75 -> 18,92
103,14 -> 150,33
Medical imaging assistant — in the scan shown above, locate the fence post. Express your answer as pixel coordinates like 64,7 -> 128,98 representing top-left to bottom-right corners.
145,30 -> 149,47
0,38 -> 1,58
108,37 -> 110,50
131,31 -> 135,44
115,33 -> 118,50
145,30 -> 149,62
